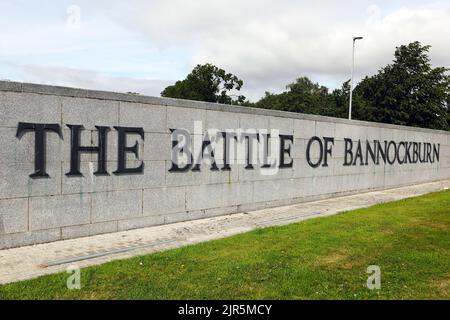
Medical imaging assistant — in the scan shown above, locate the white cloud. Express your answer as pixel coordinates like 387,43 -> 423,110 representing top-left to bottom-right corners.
121,0 -> 450,99
17,65 -> 171,96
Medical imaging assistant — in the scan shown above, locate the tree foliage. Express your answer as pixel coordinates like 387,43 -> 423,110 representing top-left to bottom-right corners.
256,77 -> 334,115
160,43 -> 449,130
255,78 -> 356,119
354,41 -> 450,130
253,42 -> 449,130
161,63 -> 247,105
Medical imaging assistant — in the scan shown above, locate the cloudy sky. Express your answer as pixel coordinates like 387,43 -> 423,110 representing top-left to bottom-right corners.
0,0 -> 449,101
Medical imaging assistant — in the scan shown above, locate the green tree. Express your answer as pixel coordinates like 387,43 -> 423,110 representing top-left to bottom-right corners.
161,63 -> 247,105
330,80 -> 353,119
256,77 -> 336,116
354,41 -> 450,130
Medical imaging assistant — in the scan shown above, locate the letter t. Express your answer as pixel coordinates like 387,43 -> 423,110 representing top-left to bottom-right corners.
16,122 -> 63,178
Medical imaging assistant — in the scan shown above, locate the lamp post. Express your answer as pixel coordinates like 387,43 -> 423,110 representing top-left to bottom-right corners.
349,36 -> 363,120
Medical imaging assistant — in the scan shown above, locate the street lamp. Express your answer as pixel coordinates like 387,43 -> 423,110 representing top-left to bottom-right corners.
348,36 -> 363,120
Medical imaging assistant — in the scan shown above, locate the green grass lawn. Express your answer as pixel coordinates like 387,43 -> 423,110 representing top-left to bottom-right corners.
1,190 -> 449,300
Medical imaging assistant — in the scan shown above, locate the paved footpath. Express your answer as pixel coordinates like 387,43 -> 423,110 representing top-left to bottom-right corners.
1,180 -> 449,285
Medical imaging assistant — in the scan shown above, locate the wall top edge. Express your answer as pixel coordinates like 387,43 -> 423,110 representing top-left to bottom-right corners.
1,80 -> 449,135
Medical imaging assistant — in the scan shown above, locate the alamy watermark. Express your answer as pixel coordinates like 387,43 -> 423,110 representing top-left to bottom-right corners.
66,5 -> 81,29
169,121 -> 289,176
66,265 -> 81,290
366,265 -> 381,290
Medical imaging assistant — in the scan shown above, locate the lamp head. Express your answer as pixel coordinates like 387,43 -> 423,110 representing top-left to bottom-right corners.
353,36 -> 363,41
